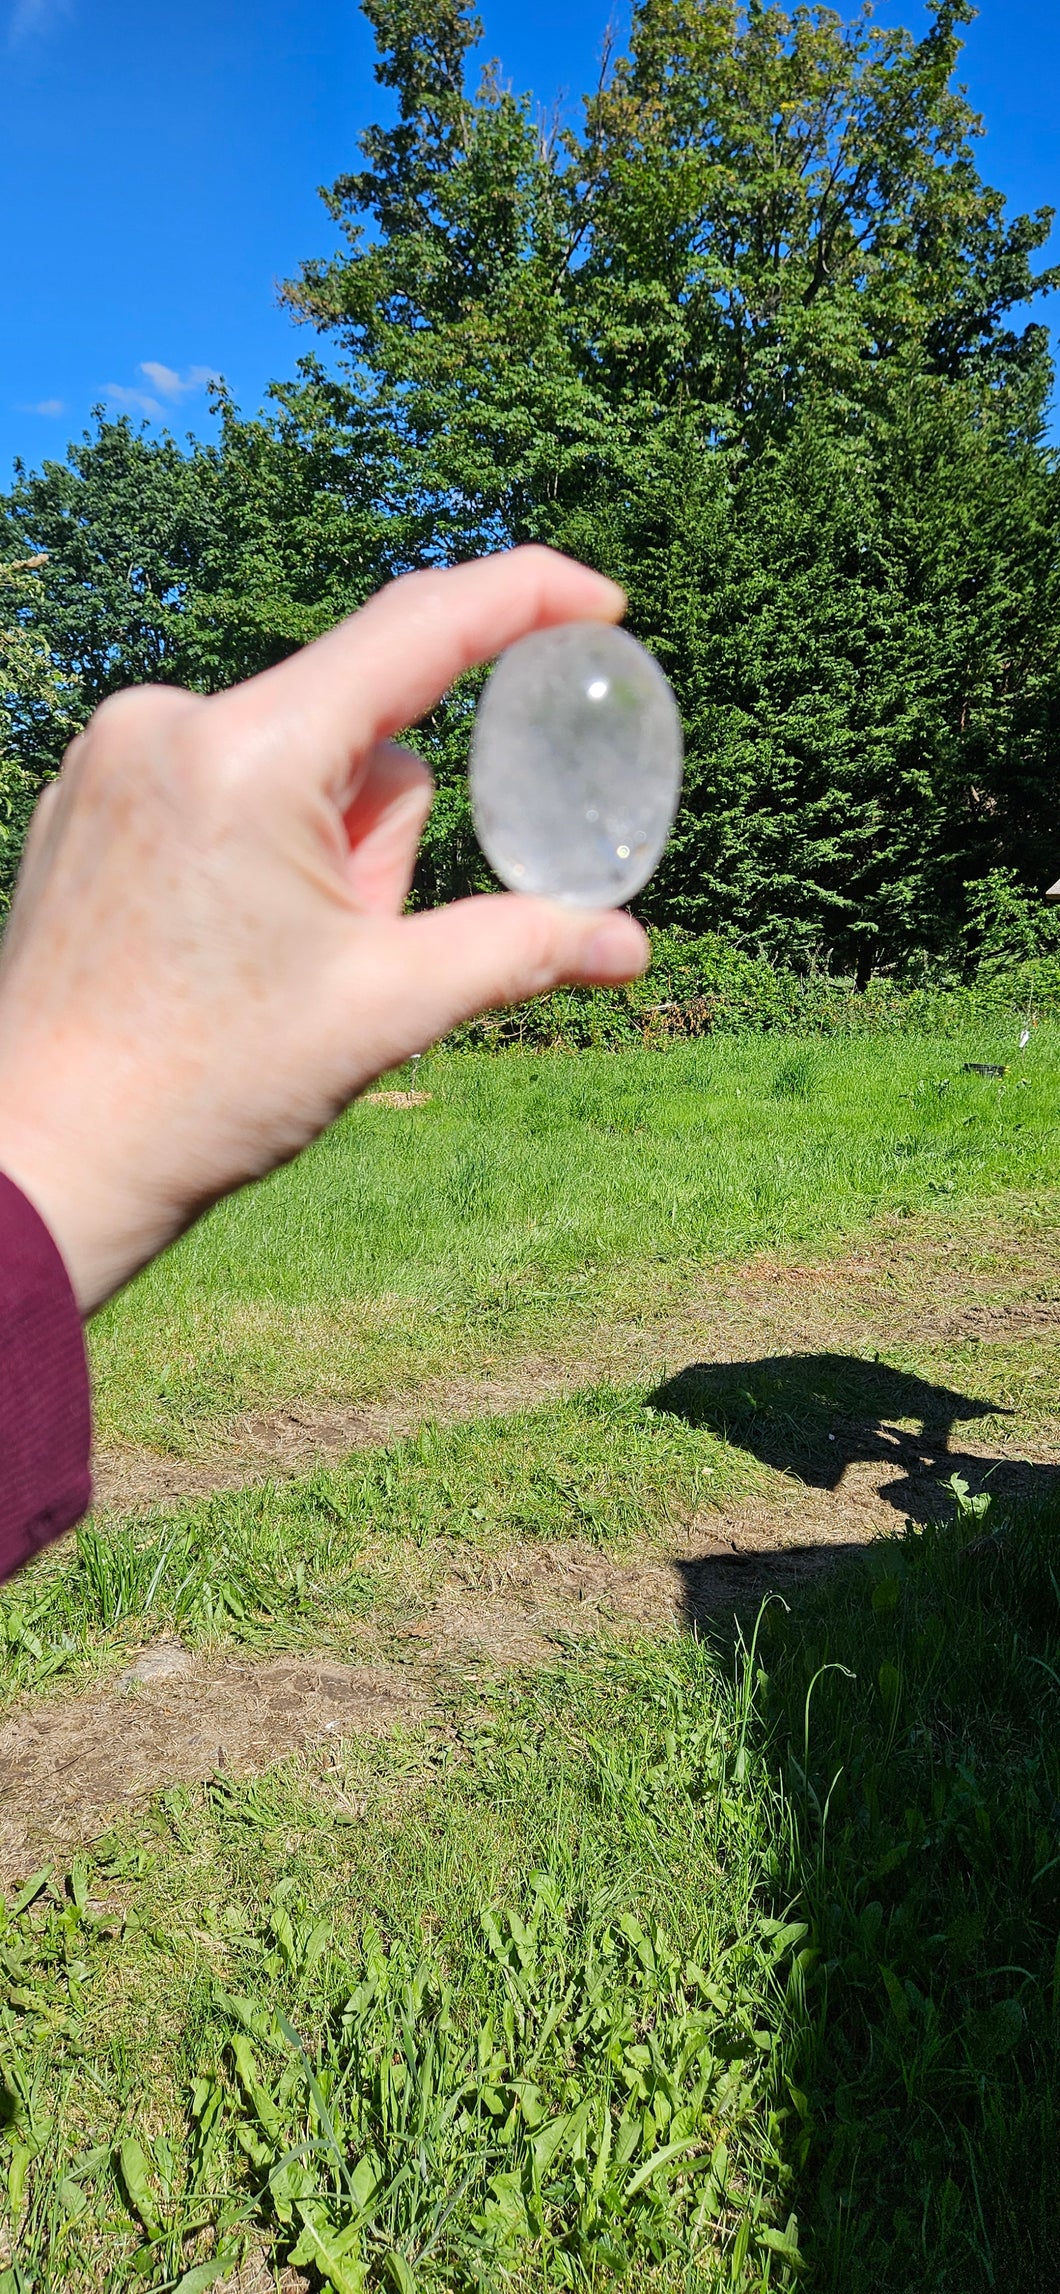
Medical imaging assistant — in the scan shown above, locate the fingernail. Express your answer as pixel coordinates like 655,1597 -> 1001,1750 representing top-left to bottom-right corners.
583,914 -> 650,982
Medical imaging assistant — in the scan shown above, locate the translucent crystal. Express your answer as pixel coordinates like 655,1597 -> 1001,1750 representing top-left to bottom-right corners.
470,622 -> 683,907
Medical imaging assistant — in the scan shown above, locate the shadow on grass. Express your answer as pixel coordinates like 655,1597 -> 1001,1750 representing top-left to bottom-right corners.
699,1474 -> 1060,2291
648,1350 -> 1060,1524
642,1354 -> 1060,2284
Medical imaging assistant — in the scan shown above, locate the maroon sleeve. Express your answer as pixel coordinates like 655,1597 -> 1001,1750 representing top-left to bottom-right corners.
0,1172 -> 91,1584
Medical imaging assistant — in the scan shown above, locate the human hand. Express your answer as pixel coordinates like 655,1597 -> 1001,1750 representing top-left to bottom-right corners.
0,547 -> 648,1314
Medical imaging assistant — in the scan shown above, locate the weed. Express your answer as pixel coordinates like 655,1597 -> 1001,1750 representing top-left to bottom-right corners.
0,1642 -> 804,2291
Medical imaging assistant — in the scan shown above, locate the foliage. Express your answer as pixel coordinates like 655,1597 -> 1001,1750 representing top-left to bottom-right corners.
217,1861 -> 799,2288
0,555 -> 82,911
287,0 -> 1056,508
447,925 -> 1060,1047
963,865 -> 1060,974
283,0 -> 1060,970
0,1639 -> 803,2291
0,372 -> 406,780
1,4 -> 1058,964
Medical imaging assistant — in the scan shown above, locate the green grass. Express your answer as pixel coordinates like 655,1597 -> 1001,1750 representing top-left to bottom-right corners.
0,1387 -> 756,1701
4,1033 -> 1060,2290
90,1033 -> 1060,1455
3,1322 -> 1046,1706
6,1488 -> 1060,2290
764,1488 -> 1060,2290
1,1639 -> 802,2293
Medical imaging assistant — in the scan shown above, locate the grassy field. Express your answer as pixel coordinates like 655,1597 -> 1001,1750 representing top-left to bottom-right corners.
2,1032 -> 1060,2293
91,1032 -> 1060,1458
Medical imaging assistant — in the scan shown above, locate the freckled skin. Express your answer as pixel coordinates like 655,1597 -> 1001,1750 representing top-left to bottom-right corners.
0,549 -> 648,1316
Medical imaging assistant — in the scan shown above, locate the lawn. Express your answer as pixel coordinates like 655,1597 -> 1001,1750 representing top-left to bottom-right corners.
90,1031 -> 1060,1459
2,1032 -> 1060,2293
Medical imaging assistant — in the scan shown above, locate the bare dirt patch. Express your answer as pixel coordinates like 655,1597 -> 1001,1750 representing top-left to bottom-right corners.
410,1526 -> 845,1669
92,1194 -> 1060,1514
389,1439 -> 1015,1675
363,1090 -> 433,1108
6,1387 -> 1052,1884
0,1526 -> 857,1880
225,2256 -> 310,2294
0,1656 -> 424,1884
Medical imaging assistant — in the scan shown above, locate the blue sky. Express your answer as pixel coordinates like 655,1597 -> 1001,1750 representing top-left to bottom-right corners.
2,0 -> 1057,482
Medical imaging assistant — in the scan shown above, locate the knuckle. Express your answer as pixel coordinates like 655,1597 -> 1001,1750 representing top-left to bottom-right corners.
518,906 -> 567,994
87,683 -> 191,739
76,686 -> 209,797
510,541 -> 557,575
389,564 -> 449,618
508,541 -> 562,602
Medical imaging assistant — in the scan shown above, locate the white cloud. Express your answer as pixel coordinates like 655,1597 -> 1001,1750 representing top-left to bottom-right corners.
105,362 -> 217,421
21,397 -> 66,417
140,361 -> 215,401
9,0 -> 70,49
105,383 -> 165,418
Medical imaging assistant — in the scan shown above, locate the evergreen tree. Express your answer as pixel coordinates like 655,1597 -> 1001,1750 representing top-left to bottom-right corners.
282,0 -> 1060,968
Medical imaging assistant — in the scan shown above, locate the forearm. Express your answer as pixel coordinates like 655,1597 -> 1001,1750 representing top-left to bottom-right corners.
0,1172 -> 91,1583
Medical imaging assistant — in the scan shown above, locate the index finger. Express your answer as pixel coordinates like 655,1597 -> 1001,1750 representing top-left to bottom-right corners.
212,546 -> 626,779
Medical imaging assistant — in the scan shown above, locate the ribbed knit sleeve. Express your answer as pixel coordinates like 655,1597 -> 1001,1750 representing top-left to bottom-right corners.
0,1172 -> 91,1583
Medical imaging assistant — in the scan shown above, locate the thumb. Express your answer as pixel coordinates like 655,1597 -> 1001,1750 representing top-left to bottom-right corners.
368,895 -> 649,1056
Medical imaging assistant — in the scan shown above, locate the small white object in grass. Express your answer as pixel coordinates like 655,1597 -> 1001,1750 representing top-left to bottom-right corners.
470,622 -> 684,907
1020,1028 -> 1031,1049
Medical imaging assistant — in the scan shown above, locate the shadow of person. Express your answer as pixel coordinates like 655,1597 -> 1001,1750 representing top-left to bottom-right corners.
647,1351 -> 1055,1527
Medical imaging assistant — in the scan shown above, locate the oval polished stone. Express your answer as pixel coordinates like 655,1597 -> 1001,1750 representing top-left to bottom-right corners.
470,622 -> 683,907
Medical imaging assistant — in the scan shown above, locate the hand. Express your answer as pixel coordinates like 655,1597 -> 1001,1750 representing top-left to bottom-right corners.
0,547 -> 648,1314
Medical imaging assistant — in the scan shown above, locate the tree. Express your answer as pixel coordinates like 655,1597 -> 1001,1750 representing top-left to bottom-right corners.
281,0 -> 1060,969
0,555 -> 83,912
285,2 -> 1056,514
4,2 -> 1057,967
0,369 -> 408,777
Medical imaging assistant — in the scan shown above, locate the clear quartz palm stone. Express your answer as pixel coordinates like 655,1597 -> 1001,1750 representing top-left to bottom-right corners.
470,622 -> 684,907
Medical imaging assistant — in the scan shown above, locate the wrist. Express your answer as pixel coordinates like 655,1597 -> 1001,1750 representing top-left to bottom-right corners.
0,1107 -> 157,1317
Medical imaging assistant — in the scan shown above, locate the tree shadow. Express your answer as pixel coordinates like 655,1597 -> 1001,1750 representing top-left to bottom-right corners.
646,1350 -> 1060,1630
642,1362 -> 1060,2279
710,1446 -> 1060,2287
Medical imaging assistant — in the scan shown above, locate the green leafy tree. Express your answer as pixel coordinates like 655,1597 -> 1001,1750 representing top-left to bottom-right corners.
1,421 -> 204,726
282,0 -> 1060,968
284,1 -> 1056,521
0,554 -> 83,911
0,371 -> 408,771
176,370 -> 411,688
3,1 -> 1058,966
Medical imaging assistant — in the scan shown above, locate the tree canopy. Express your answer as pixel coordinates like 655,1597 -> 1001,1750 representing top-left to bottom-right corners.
3,0 -> 1058,966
